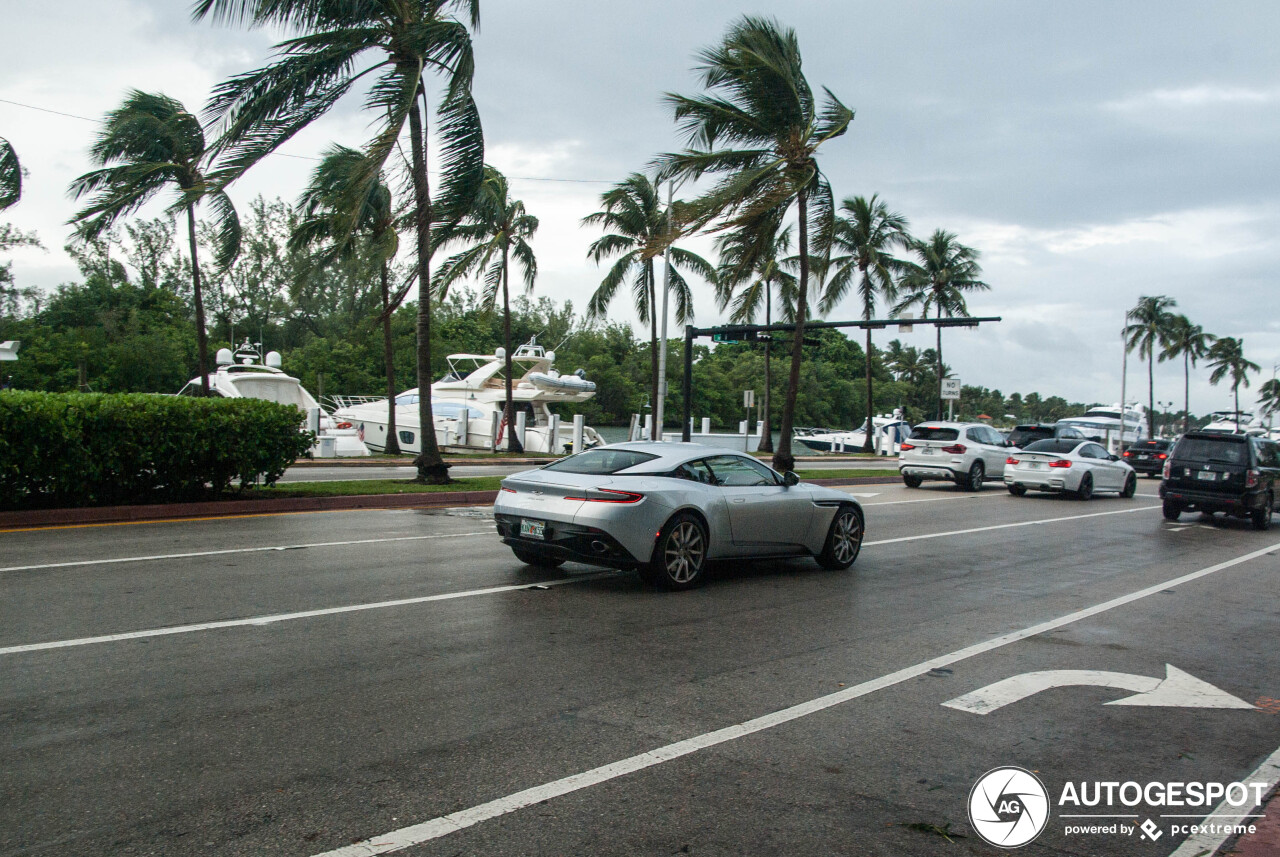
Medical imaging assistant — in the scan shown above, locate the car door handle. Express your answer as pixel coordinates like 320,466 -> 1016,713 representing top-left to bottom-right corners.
731,498 -> 746,504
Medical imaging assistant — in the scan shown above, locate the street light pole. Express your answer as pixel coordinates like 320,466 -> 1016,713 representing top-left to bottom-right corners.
1119,324 -> 1129,452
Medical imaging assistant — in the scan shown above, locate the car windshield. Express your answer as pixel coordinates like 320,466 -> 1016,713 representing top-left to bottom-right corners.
542,448 -> 659,474
1174,437 -> 1247,465
910,426 -> 959,441
1022,439 -> 1081,454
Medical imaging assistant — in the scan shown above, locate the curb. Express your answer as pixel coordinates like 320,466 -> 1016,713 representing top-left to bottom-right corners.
0,476 -> 900,529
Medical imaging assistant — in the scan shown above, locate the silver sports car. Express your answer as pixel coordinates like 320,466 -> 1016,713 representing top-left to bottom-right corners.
493,442 -> 865,589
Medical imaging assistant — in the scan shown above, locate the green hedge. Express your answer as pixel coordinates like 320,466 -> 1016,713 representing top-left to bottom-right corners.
0,392 -> 315,509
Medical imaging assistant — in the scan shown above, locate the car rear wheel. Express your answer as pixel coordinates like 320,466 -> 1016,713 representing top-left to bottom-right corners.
511,546 -> 565,569
903,474 -> 923,488
643,513 -> 708,590
817,505 -> 864,570
1121,473 -> 1137,498
1252,495 -> 1273,531
961,461 -> 984,492
1076,472 -> 1093,501
1008,484 -> 1027,496
1162,500 -> 1182,521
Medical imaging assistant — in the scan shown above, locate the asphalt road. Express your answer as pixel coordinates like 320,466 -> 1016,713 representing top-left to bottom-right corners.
280,456 -> 898,483
3,480 -> 1279,857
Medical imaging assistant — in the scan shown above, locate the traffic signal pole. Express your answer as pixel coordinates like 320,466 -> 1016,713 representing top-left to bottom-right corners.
680,316 -> 1001,443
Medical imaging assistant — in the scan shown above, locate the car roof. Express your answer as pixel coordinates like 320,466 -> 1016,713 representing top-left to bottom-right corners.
595,441 -> 763,469
913,421 -> 985,429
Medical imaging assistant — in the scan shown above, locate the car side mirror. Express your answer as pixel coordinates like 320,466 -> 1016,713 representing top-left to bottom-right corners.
782,471 -> 800,487
1109,454 -> 1119,461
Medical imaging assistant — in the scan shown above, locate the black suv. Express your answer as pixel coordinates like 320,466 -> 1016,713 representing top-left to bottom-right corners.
1122,438 -> 1173,477
1159,432 -> 1279,529
1006,423 -> 1085,449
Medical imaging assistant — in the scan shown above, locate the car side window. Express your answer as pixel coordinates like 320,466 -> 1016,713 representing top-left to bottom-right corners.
968,427 -> 989,445
674,460 -> 715,484
705,455 -> 779,487
1082,443 -> 1109,459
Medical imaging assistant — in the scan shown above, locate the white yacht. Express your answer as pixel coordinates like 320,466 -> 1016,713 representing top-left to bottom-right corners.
797,411 -> 912,454
177,341 -> 371,457
1056,403 -> 1147,450
1201,410 -> 1266,435
332,339 -> 603,455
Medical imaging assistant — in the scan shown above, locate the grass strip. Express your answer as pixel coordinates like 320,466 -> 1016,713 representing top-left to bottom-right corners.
252,477 -> 505,498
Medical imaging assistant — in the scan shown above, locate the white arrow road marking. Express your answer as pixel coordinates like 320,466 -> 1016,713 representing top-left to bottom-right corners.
942,664 -> 1256,715
846,492 -> 880,498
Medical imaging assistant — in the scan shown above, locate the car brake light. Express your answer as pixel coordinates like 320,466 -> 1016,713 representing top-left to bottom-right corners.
1122,450 -> 1132,457
1006,457 -> 1020,465
1246,469 -> 1260,488
500,487 -> 517,493
941,444 -> 966,454
1048,459 -> 1072,468
1157,453 -> 1167,460
1162,460 -> 1172,479
899,442 -> 915,451
565,488 -> 644,503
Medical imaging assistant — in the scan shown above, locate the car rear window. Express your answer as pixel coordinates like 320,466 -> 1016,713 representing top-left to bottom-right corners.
910,426 -> 959,441
543,449 -> 659,474
1131,440 -> 1169,451
1022,439 -> 1081,454
1008,427 -> 1052,446
1173,437 -> 1248,465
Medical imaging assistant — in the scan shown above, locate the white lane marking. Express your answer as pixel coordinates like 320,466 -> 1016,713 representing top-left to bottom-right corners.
2,504 -> 1162,656
308,540 -> 1280,857
0,532 -> 493,574
941,665 -> 1255,714
845,492 -> 881,498
0,574 -> 614,656
1168,741 -> 1280,856
865,504 -> 1158,546
860,494 -> 998,507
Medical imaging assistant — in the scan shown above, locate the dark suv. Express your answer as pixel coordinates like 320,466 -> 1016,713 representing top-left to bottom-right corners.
1122,438 -> 1173,477
1006,423 -> 1085,449
1159,432 -> 1279,529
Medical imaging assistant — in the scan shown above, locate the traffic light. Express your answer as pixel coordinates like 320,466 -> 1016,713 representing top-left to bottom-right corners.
711,326 -> 758,342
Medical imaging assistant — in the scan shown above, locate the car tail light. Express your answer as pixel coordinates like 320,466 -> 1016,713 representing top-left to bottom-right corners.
899,442 -> 915,451
1048,459 -> 1072,468
1157,453 -> 1167,460
565,488 -> 644,503
1122,450 -> 1132,457
941,444 -> 967,454
500,486 -> 517,493
1162,460 -> 1172,479
1246,469 -> 1260,488
1006,457 -> 1020,465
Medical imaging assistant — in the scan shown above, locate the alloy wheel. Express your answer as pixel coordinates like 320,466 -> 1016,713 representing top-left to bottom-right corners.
664,521 -> 706,584
831,509 -> 862,564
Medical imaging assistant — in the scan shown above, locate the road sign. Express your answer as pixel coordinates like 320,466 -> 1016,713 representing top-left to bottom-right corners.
941,378 -> 961,400
743,389 -> 754,408
896,312 -> 914,333
941,665 -> 1255,715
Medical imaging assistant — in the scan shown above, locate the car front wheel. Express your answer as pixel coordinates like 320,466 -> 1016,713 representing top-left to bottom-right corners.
1121,473 -> 1137,498
643,513 -> 708,590
961,461 -> 985,492
817,505 -> 864,570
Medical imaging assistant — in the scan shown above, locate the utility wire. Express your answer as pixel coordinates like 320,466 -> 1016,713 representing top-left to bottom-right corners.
0,96 -> 614,183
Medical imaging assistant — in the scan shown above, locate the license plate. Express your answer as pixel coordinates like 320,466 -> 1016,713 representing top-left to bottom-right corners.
520,519 -> 546,538
1027,462 -> 1043,470
1196,471 -> 1216,482
1134,453 -> 1149,459
921,448 -> 935,455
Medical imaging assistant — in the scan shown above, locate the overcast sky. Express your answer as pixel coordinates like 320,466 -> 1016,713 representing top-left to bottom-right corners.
3,1 -> 1279,416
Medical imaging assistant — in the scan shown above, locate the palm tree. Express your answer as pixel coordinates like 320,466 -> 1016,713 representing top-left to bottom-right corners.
1206,337 -> 1260,424
717,224 -> 796,452
893,230 -> 988,420
581,173 -> 713,433
291,144 -> 403,453
0,138 -> 21,210
434,165 -> 538,452
1124,295 -> 1177,437
193,0 -> 484,484
657,15 -> 853,472
68,91 -> 241,396
1259,378 -> 1280,429
823,195 -> 910,451
1159,314 -> 1215,435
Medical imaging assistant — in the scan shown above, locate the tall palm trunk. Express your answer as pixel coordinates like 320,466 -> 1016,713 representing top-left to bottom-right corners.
935,303 -> 944,420
1183,352 -> 1191,435
1147,349 -> 1155,437
647,260 -> 658,439
380,261 -> 400,455
408,93 -> 448,483
774,190 -> 807,474
757,285 -> 773,453
186,203 -> 210,396
863,327 -> 875,452
501,243 -> 522,453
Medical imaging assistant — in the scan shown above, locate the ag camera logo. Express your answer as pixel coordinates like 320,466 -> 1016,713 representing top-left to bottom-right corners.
968,767 -> 1050,848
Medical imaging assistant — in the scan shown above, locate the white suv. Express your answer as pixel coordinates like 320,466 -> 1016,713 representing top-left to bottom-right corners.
899,422 -> 1011,491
